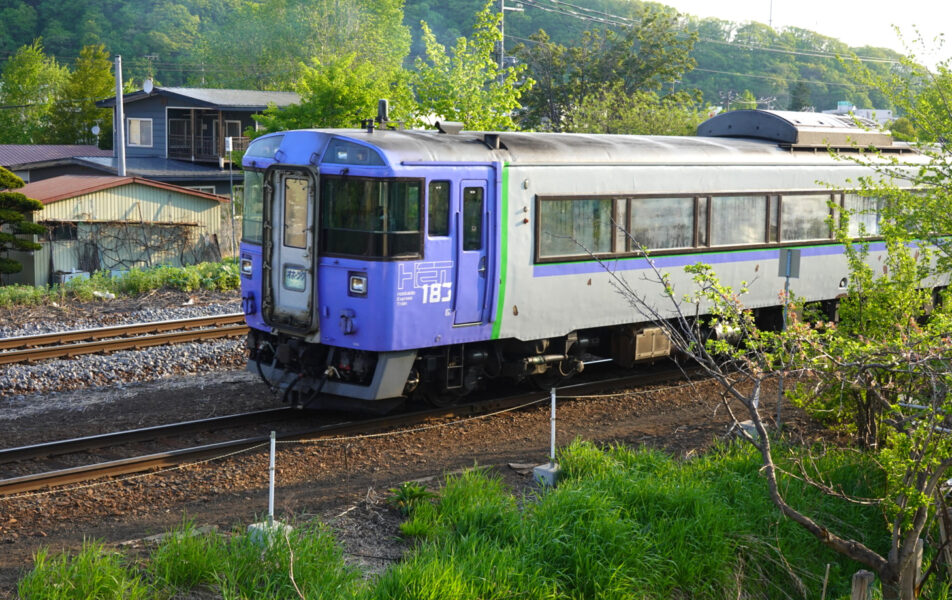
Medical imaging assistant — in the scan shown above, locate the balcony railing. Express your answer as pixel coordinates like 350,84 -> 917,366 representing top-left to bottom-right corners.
168,135 -> 249,162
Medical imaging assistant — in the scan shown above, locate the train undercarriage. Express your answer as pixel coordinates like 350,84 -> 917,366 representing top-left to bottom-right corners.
246,320 -> 681,410
246,300 -> 851,410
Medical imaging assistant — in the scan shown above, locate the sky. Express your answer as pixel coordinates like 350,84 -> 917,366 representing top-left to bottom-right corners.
660,0 -> 950,67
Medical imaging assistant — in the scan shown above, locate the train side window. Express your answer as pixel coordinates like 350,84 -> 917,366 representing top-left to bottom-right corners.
696,197 -> 709,246
428,181 -> 450,237
629,197 -> 694,250
463,187 -> 483,251
843,193 -> 883,237
781,194 -> 832,241
242,170 -> 264,245
768,195 -> 780,243
614,199 -> 628,252
538,198 -> 613,258
710,195 -> 767,246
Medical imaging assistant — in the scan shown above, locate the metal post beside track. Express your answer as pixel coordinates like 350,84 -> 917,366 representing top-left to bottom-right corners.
549,387 -> 557,466
533,388 -> 562,487
268,430 -> 276,525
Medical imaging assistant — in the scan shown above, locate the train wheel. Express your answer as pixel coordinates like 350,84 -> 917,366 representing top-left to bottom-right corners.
414,385 -> 465,408
529,359 -> 581,391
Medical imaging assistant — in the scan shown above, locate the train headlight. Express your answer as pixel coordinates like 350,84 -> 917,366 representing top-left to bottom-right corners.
348,272 -> 368,297
240,257 -> 253,277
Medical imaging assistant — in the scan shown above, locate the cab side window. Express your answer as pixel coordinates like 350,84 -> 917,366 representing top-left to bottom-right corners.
428,180 -> 450,237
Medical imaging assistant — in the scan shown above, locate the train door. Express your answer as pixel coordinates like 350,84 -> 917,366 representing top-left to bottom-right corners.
264,167 -> 318,333
454,179 -> 491,325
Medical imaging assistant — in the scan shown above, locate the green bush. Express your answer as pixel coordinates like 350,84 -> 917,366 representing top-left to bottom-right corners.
0,283 -> 51,307
0,260 -> 242,307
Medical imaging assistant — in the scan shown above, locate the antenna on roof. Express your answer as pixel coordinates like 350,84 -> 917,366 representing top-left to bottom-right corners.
377,99 -> 389,126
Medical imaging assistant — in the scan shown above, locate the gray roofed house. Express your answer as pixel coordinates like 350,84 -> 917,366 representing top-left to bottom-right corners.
98,87 -> 300,111
2,87 -> 301,196
96,86 -> 300,168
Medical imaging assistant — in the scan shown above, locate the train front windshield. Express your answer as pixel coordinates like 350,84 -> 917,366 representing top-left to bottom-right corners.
320,176 -> 422,259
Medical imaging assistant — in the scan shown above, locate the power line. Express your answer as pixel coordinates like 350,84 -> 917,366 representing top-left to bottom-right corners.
690,67 -> 874,89
514,0 -> 903,66
507,33 -> 877,89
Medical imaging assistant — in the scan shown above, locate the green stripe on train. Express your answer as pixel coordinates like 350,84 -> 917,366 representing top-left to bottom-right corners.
492,164 -> 509,340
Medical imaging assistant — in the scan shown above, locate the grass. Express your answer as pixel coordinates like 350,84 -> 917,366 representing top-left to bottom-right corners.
17,540 -> 147,600
0,259 -> 241,308
19,521 -> 364,600
377,440 -> 894,600
16,441 -> 951,600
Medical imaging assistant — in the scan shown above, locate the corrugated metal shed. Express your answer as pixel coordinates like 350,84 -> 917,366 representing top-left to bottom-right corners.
18,175 -> 225,206
4,175 -> 225,286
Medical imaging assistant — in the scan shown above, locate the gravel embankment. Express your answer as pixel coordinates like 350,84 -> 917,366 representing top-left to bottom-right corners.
0,299 -> 246,398
0,302 -> 240,338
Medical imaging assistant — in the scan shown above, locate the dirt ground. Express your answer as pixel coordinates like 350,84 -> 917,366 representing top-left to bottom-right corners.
0,290 -> 828,596
0,367 -> 824,597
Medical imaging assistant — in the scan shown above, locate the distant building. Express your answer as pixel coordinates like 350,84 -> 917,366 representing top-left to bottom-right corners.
3,175 -> 226,287
822,101 -> 894,125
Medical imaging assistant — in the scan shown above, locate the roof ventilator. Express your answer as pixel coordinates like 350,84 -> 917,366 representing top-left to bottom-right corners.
697,109 -> 902,152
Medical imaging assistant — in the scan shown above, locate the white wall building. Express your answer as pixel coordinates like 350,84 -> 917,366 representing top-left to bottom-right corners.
822,101 -> 894,125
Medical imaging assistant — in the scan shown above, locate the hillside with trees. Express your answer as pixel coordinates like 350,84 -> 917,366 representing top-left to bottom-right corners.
0,0 -> 906,116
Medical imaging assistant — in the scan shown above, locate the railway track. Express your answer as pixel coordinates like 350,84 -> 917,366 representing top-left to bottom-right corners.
0,366 -> 691,497
0,313 -> 249,366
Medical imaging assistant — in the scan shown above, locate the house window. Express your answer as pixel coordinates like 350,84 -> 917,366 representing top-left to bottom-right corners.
127,118 -> 153,147
225,120 -> 242,139
46,222 -> 78,241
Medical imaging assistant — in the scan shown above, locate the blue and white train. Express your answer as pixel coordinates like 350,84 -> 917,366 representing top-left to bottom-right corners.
238,109 -> 914,408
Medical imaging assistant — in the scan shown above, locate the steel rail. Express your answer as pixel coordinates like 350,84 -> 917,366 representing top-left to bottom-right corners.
0,408 -> 294,465
0,367 -> 692,497
0,323 -> 249,366
0,313 -> 246,351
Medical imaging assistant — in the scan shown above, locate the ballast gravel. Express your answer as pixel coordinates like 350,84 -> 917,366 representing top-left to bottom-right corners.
0,302 -> 240,338
0,296 -> 246,399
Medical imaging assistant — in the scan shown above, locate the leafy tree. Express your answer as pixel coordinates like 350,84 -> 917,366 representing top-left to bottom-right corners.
0,167 -> 44,283
613,231 -> 951,598
413,0 -> 532,131
733,89 -> 757,110
253,54 -> 416,132
46,44 -> 114,145
564,83 -> 703,135
517,3 -> 697,132
199,0 -> 410,90
845,53 -> 952,273
788,81 -> 812,110
0,39 -> 68,144
887,116 -> 917,141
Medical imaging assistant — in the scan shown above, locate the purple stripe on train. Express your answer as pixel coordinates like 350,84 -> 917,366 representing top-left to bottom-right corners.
532,243 -> 888,278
